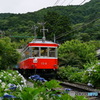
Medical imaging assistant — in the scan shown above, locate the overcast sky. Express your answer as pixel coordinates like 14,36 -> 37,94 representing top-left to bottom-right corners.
0,0 -> 90,14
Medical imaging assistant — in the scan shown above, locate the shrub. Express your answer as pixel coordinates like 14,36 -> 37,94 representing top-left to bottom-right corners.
0,70 -> 88,100
69,72 -> 84,82
0,37 -> 20,70
82,63 -> 100,87
57,66 -> 82,82
0,70 -> 26,97
58,40 -> 97,68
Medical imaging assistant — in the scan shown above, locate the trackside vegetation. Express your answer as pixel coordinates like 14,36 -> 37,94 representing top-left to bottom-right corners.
0,37 -> 20,70
58,40 -> 100,87
58,40 -> 97,68
0,70 -> 88,100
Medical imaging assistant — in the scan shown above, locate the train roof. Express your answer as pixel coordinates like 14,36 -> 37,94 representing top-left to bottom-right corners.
30,39 -> 55,44
21,39 -> 59,53
28,39 -> 59,47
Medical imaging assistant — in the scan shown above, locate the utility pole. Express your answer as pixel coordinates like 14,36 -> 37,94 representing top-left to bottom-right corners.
32,25 -> 38,40
54,34 -> 56,43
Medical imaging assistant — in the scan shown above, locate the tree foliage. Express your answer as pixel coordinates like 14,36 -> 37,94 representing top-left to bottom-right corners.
58,40 -> 97,68
44,11 -> 72,41
0,37 -> 20,69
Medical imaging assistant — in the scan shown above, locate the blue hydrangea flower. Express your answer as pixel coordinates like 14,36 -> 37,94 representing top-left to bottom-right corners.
9,86 -> 17,90
3,94 -> 16,98
29,75 -> 40,80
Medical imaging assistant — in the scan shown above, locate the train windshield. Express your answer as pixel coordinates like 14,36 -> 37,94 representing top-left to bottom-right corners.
22,47 -> 57,59
41,47 -> 48,57
31,47 -> 57,57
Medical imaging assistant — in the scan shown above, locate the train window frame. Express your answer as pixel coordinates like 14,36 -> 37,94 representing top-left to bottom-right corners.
49,47 -> 57,57
30,47 -> 58,58
29,47 -> 32,57
22,47 -> 30,59
40,47 -> 48,57
32,47 -> 39,57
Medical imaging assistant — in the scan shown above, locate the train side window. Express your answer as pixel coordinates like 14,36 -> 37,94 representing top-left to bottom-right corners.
49,48 -> 56,57
24,48 -> 30,58
22,53 -> 25,59
41,47 -> 48,57
32,47 -> 39,57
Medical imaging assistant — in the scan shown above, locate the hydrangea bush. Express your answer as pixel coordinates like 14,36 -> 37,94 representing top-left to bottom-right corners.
0,70 -> 88,100
82,63 -> 100,87
0,70 -> 26,97
58,62 -> 100,88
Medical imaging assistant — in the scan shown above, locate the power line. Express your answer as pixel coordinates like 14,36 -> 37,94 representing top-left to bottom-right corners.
68,0 -> 74,5
55,0 -> 98,40
52,0 -> 98,41
54,0 -> 87,11
79,0 -> 86,5
54,0 -> 61,6
67,0 -> 87,13
68,0 -> 86,6
56,17 -> 100,40
61,0 -> 74,5
9,36 -> 42,38
54,0 -> 87,6
61,0 -> 66,5
53,0 -> 89,40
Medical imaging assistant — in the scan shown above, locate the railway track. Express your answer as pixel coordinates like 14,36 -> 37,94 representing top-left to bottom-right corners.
59,81 -> 100,100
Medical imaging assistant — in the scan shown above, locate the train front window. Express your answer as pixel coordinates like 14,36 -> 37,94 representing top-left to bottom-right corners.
41,47 -> 48,57
49,48 -> 57,57
31,47 -> 57,57
32,47 -> 39,57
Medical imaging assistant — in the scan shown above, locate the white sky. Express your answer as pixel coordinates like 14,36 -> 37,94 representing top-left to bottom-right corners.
0,0 -> 91,14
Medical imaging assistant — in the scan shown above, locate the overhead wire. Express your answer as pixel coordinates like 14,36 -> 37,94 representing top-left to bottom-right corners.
54,0 -> 61,6
61,0 -> 67,5
61,0 -> 74,5
55,0 -> 87,6
79,0 -> 86,5
56,17 -> 100,40
54,0 -> 91,40
49,0 -> 98,41
67,0 -> 74,5
70,0 -> 86,9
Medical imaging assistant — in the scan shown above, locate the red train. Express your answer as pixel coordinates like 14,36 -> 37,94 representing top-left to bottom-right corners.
18,38 -> 59,76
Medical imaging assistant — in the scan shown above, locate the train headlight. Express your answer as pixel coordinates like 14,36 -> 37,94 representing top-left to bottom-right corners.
54,64 -> 58,68
32,65 -> 36,68
32,65 -> 34,67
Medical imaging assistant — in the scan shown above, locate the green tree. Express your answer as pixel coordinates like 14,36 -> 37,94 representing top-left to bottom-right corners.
58,40 -> 97,68
78,33 -> 91,42
44,11 -> 72,42
0,37 -> 20,69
